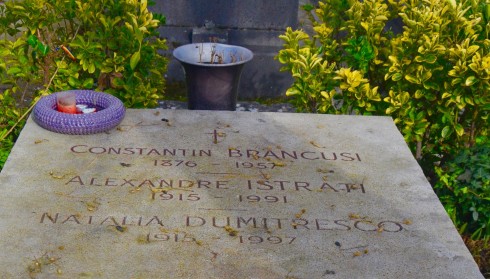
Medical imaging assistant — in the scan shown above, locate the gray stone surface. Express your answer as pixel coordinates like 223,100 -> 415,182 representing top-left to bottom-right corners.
152,0 -> 298,29
0,109 -> 483,278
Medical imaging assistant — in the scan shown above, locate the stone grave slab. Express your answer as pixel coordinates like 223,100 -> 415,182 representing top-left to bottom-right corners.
0,109 -> 483,278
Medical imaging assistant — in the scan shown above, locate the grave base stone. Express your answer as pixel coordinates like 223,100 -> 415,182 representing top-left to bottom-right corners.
0,109 -> 483,278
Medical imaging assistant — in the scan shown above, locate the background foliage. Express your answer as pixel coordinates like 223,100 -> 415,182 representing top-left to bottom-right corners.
0,0 -> 168,170
435,139 -> 490,241
277,0 -> 489,272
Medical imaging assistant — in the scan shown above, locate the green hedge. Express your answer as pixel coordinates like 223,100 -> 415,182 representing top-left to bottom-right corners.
0,0 -> 168,171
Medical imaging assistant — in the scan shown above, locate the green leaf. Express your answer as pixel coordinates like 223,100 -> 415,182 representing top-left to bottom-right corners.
425,54 -> 437,64
451,78 -> 462,86
415,90 -> 424,99
130,51 -> 141,70
111,77 -> 125,87
18,55 -> 29,65
82,60 -> 89,71
82,78 -> 94,89
423,81 -> 439,90
277,54 -> 289,64
385,107 -> 397,114
134,28 -> 144,44
141,0 -> 148,12
38,43 -> 49,56
464,96 -> 475,106
467,45 -> 480,55
302,4 -> 314,12
286,87 -> 300,96
360,22 -> 369,32
6,67 -> 22,75
392,73 -> 402,81
88,63 -> 96,74
420,70 -> 432,82
405,74 -> 419,84
465,76 -> 477,86
441,126 -> 452,138
455,124 -> 465,136
442,92 -> 451,99
472,210 -> 479,221
68,76 -> 78,87
27,35 -> 38,47
448,69 -> 458,77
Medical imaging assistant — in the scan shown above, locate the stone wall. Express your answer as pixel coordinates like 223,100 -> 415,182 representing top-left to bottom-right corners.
150,0 -> 300,99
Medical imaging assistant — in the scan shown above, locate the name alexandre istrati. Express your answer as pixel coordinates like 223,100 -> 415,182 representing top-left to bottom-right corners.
64,176 -> 366,193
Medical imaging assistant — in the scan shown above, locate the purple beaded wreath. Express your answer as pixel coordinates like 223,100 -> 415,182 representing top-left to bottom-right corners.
33,90 -> 126,135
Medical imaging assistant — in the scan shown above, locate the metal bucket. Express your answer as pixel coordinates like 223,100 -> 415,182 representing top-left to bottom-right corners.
173,43 -> 253,111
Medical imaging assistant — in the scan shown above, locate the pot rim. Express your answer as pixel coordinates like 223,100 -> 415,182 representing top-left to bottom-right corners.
173,43 -> 253,67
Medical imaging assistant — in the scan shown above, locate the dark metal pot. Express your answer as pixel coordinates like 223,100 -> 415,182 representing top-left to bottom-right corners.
173,43 -> 253,111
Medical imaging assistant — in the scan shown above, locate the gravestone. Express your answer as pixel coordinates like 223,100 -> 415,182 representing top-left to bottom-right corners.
0,109 -> 483,278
